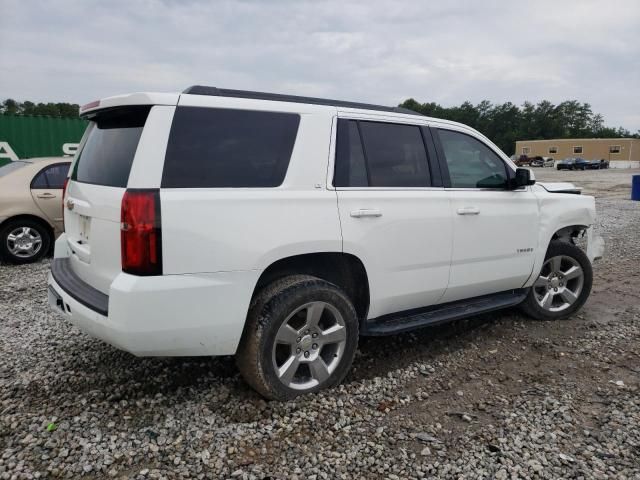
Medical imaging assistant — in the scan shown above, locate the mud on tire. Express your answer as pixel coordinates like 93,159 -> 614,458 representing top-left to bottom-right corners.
236,275 -> 359,401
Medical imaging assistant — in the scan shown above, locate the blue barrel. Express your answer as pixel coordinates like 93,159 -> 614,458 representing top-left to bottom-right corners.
633,175 -> 640,201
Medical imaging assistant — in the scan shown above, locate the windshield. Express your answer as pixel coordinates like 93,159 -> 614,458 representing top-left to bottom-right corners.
0,161 -> 29,177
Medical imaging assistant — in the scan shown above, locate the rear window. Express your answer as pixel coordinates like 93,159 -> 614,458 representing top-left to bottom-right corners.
71,106 -> 151,187
162,107 -> 300,188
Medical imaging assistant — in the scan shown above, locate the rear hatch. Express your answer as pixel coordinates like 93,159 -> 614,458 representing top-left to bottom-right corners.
64,106 -> 151,294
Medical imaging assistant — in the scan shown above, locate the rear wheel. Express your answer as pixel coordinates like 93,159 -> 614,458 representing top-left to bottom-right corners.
0,219 -> 51,264
520,241 -> 592,320
236,275 -> 359,400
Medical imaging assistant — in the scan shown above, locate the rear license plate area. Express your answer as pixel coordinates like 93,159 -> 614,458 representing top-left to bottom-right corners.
78,214 -> 91,243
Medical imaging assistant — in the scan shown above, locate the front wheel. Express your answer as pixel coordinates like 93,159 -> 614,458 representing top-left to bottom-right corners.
520,241 -> 592,320
236,275 -> 359,400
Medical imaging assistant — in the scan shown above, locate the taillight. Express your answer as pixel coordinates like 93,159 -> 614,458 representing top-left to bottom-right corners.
62,177 -> 69,231
120,189 -> 162,276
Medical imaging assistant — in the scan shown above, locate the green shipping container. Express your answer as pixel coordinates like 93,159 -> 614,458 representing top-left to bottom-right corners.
0,114 -> 88,167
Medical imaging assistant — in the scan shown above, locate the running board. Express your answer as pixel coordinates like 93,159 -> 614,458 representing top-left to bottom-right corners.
361,289 -> 528,336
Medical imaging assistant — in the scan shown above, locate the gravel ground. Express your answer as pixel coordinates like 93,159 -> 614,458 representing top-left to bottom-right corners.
1,168 -> 639,479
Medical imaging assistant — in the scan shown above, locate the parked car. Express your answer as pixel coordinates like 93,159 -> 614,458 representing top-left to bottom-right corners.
0,158 -> 71,264
557,157 -> 591,170
573,158 -> 592,170
557,158 -> 576,170
530,156 -> 555,168
587,159 -> 609,169
48,87 -> 604,400
515,155 -> 532,166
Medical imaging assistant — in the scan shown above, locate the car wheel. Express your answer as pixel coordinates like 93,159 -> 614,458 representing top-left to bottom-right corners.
236,275 -> 359,400
520,241 -> 592,321
0,219 -> 51,265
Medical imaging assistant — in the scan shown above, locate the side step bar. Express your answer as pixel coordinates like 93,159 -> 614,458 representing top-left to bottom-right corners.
361,289 -> 528,336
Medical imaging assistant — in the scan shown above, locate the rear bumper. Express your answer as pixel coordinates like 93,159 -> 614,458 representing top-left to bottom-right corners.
51,259 -> 108,316
48,257 -> 260,357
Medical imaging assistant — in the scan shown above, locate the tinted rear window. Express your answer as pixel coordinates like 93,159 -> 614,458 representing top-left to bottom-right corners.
31,163 -> 71,189
334,119 -> 431,187
72,106 -> 150,187
162,107 -> 300,188
334,120 -> 368,187
359,122 -> 431,187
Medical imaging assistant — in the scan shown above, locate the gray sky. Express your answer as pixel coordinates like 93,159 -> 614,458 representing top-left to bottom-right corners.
1,0 -> 639,131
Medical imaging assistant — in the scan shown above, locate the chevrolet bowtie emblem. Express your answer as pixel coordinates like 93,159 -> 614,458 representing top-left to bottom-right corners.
66,199 -> 75,211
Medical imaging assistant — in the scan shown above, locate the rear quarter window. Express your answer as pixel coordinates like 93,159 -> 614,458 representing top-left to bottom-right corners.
161,107 -> 300,188
72,106 -> 150,187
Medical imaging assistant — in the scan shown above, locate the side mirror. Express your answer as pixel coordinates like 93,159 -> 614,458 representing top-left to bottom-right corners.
511,168 -> 536,189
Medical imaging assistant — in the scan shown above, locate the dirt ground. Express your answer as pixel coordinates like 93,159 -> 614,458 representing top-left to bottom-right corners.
534,167 -> 640,199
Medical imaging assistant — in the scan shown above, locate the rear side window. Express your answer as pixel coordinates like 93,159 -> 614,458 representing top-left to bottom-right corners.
334,119 -> 431,187
31,163 -> 71,189
162,107 -> 300,188
334,120 -> 368,187
72,106 -> 150,187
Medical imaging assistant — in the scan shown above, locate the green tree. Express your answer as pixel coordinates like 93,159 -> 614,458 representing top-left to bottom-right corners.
399,97 -> 636,154
0,99 -> 80,117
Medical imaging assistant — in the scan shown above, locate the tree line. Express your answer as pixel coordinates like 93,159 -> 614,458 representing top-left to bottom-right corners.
1,99 -> 80,118
399,98 -> 638,155
2,97 -> 637,156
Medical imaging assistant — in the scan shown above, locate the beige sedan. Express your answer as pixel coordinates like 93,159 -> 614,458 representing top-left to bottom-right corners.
0,158 -> 71,264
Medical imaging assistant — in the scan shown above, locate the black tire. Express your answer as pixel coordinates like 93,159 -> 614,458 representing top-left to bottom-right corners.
520,241 -> 592,321
236,275 -> 359,400
0,218 -> 51,265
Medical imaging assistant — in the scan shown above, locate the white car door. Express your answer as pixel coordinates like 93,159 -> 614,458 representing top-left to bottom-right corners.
432,127 -> 539,303
333,117 -> 453,319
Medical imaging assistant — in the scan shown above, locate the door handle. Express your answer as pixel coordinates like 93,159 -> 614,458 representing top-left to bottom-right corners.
456,206 -> 480,215
36,193 -> 56,199
350,209 -> 382,218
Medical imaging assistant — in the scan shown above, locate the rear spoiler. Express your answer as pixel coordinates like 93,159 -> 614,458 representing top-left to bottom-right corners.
80,92 -> 179,117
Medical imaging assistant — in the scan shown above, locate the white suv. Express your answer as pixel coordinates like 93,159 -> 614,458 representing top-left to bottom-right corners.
48,86 -> 604,400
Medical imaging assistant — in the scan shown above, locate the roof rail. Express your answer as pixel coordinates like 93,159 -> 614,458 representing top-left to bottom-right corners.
182,85 -> 423,116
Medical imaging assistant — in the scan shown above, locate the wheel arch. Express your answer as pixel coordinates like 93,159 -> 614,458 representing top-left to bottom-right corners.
524,223 -> 591,289
251,252 -> 370,321
551,224 -> 589,244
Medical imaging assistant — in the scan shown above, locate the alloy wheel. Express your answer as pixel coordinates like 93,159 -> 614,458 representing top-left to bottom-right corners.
6,227 -> 43,259
271,301 -> 347,391
533,255 -> 584,312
